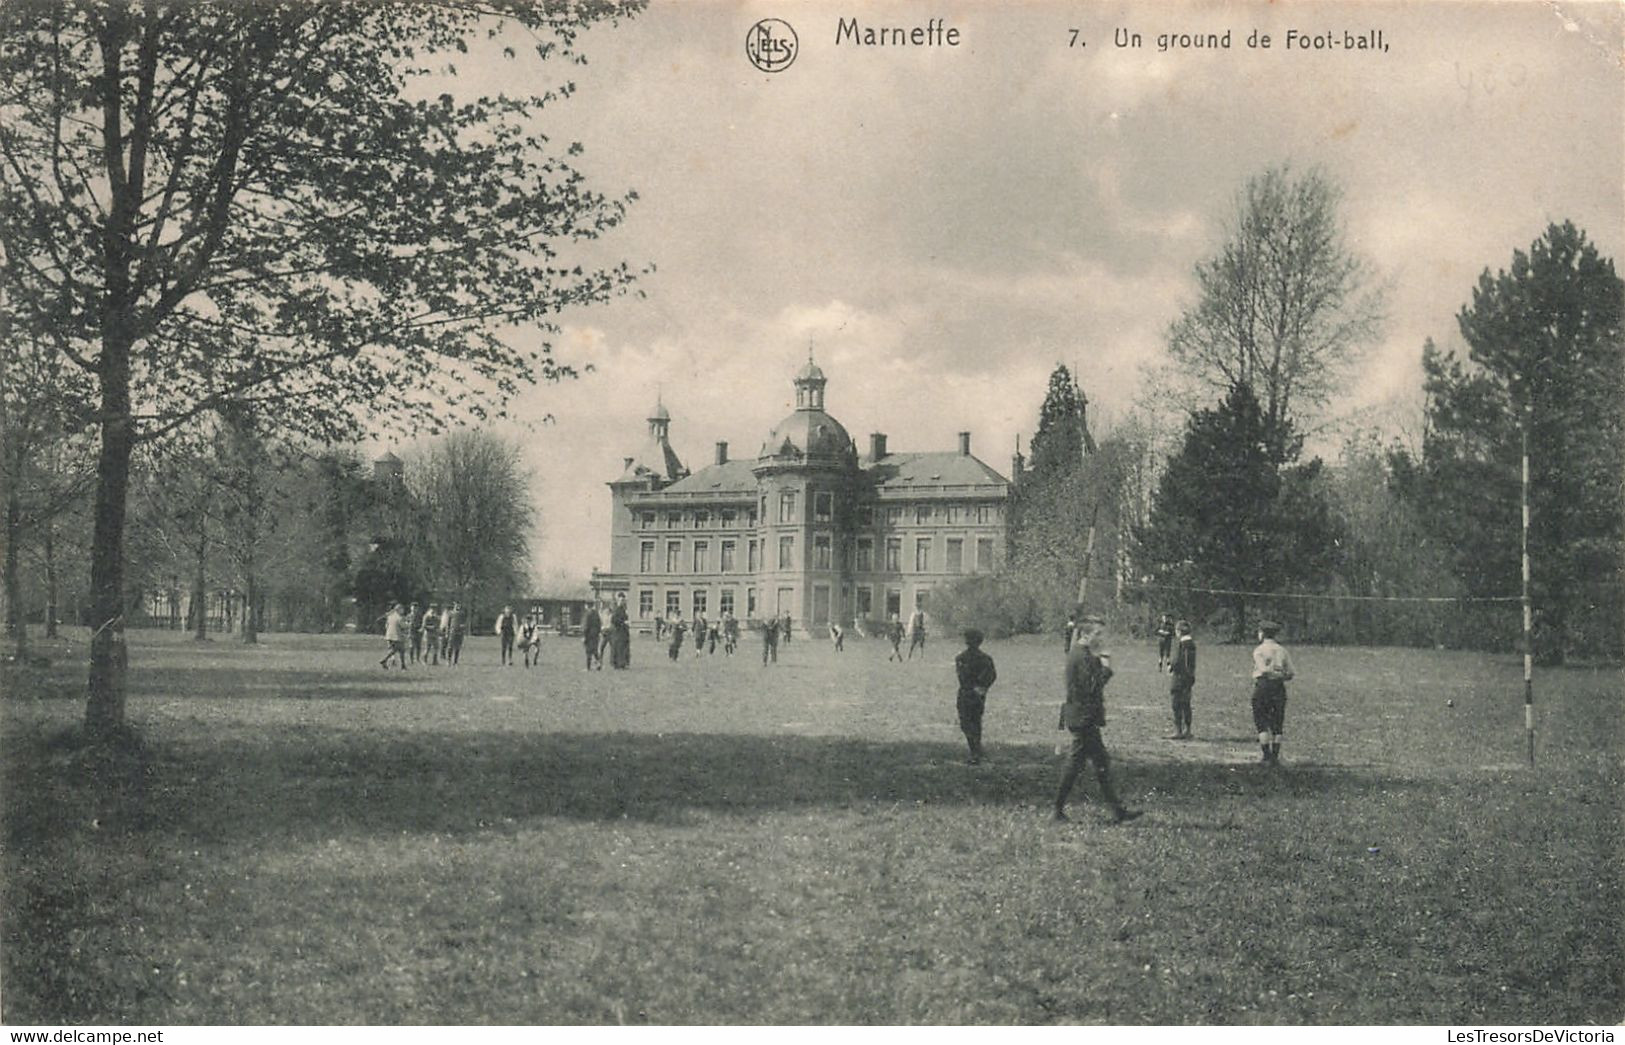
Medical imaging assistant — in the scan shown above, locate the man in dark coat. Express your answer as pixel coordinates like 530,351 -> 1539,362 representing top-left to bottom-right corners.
609,593 -> 631,669
954,629 -> 997,764
1054,613 -> 1141,824
1167,619 -> 1197,739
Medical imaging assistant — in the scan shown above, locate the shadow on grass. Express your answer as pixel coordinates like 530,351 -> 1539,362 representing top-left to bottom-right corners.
4,726 -> 1409,849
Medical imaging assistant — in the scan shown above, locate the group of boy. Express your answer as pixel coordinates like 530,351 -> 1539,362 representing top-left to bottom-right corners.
952,609 -> 1297,825
885,609 -> 928,663
380,601 -> 469,668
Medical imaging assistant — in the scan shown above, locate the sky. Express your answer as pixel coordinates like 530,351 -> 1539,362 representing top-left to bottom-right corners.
405,0 -> 1624,591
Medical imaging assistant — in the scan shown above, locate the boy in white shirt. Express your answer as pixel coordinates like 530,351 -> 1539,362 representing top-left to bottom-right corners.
1251,620 -> 1296,764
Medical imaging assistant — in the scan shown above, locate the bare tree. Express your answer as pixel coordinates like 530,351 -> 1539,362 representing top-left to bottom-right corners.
1166,165 -> 1385,434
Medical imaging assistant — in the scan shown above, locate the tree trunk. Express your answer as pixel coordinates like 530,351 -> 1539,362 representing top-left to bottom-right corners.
191,528 -> 208,641
85,365 -> 134,744
44,523 -> 58,639
1232,593 -> 1248,644
5,486 -> 27,658
241,572 -> 258,643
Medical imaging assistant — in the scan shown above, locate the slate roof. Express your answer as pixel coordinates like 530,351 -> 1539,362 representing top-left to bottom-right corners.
863,451 -> 1009,489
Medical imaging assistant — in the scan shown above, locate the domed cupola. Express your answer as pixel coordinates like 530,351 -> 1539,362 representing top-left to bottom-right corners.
758,355 -> 854,462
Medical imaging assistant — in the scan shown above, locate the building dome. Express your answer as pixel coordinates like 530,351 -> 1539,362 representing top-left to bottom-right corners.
759,408 -> 853,460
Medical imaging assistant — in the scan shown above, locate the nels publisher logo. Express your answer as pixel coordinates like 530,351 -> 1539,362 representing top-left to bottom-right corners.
746,18 -> 798,73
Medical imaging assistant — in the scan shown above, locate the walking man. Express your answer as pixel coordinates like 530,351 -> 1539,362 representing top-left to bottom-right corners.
408,602 -> 424,664
886,613 -> 904,663
1054,613 -> 1141,824
379,602 -> 408,670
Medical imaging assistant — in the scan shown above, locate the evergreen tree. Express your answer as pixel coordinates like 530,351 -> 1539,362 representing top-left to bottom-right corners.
1025,364 -> 1093,482
1408,223 -> 1624,661
1136,383 -> 1339,639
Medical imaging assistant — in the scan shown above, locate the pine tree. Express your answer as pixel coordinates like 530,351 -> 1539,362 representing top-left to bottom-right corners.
1136,383 -> 1339,639
1409,223 -> 1624,661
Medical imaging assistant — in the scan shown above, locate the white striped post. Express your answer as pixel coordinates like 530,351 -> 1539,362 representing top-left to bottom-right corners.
1521,404 -> 1534,768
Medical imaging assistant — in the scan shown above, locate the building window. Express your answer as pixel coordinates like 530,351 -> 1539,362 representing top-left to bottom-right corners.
694,510 -> 709,529
640,541 -> 654,573
721,540 -> 736,572
721,508 -> 736,527
666,541 -> 681,573
693,590 -> 708,617
946,538 -> 964,573
638,590 -> 654,618
778,535 -> 794,570
856,586 -> 873,618
885,506 -> 903,526
814,491 -> 833,523
976,537 -> 995,572
747,506 -> 758,527
885,537 -> 901,572
665,590 -> 682,618
814,534 -> 832,570
748,539 -> 761,572
915,537 -> 931,572
915,504 -> 931,525
886,589 -> 902,618
779,490 -> 798,523
693,541 -> 709,573
666,512 -> 681,529
857,504 -> 874,526
720,588 -> 735,616
977,504 -> 993,524
640,512 -> 655,530
747,588 -> 758,617
945,504 -> 961,524
855,537 -> 873,572
915,589 -> 929,611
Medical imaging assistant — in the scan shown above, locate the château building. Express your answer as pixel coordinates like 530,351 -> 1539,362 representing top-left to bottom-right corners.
589,361 -> 1014,635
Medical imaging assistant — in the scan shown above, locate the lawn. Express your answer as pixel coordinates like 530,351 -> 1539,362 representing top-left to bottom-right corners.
2,627 -> 1620,1025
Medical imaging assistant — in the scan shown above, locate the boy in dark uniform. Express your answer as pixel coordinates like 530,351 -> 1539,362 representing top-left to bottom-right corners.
422,603 -> 440,666
1167,619 -> 1196,739
1155,613 -> 1175,672
408,602 -> 424,664
668,619 -> 687,661
886,614 -> 904,663
760,616 -> 778,665
1251,620 -> 1295,763
723,612 -> 739,656
1054,613 -> 1141,824
954,629 -> 997,764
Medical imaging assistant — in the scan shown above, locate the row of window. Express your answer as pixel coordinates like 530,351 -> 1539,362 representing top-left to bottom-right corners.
631,585 -> 930,621
637,497 -> 1000,530
638,534 -> 997,575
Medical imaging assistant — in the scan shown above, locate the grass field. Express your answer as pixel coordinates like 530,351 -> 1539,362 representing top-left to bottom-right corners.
2,626 -> 1620,1025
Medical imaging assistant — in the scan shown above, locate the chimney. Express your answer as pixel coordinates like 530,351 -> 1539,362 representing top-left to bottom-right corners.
715,441 -> 728,465
870,432 -> 888,460
1011,436 -> 1025,481
957,431 -> 971,456
623,456 -> 634,470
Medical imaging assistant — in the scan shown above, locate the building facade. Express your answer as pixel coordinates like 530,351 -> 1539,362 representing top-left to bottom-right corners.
590,362 -> 1012,635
